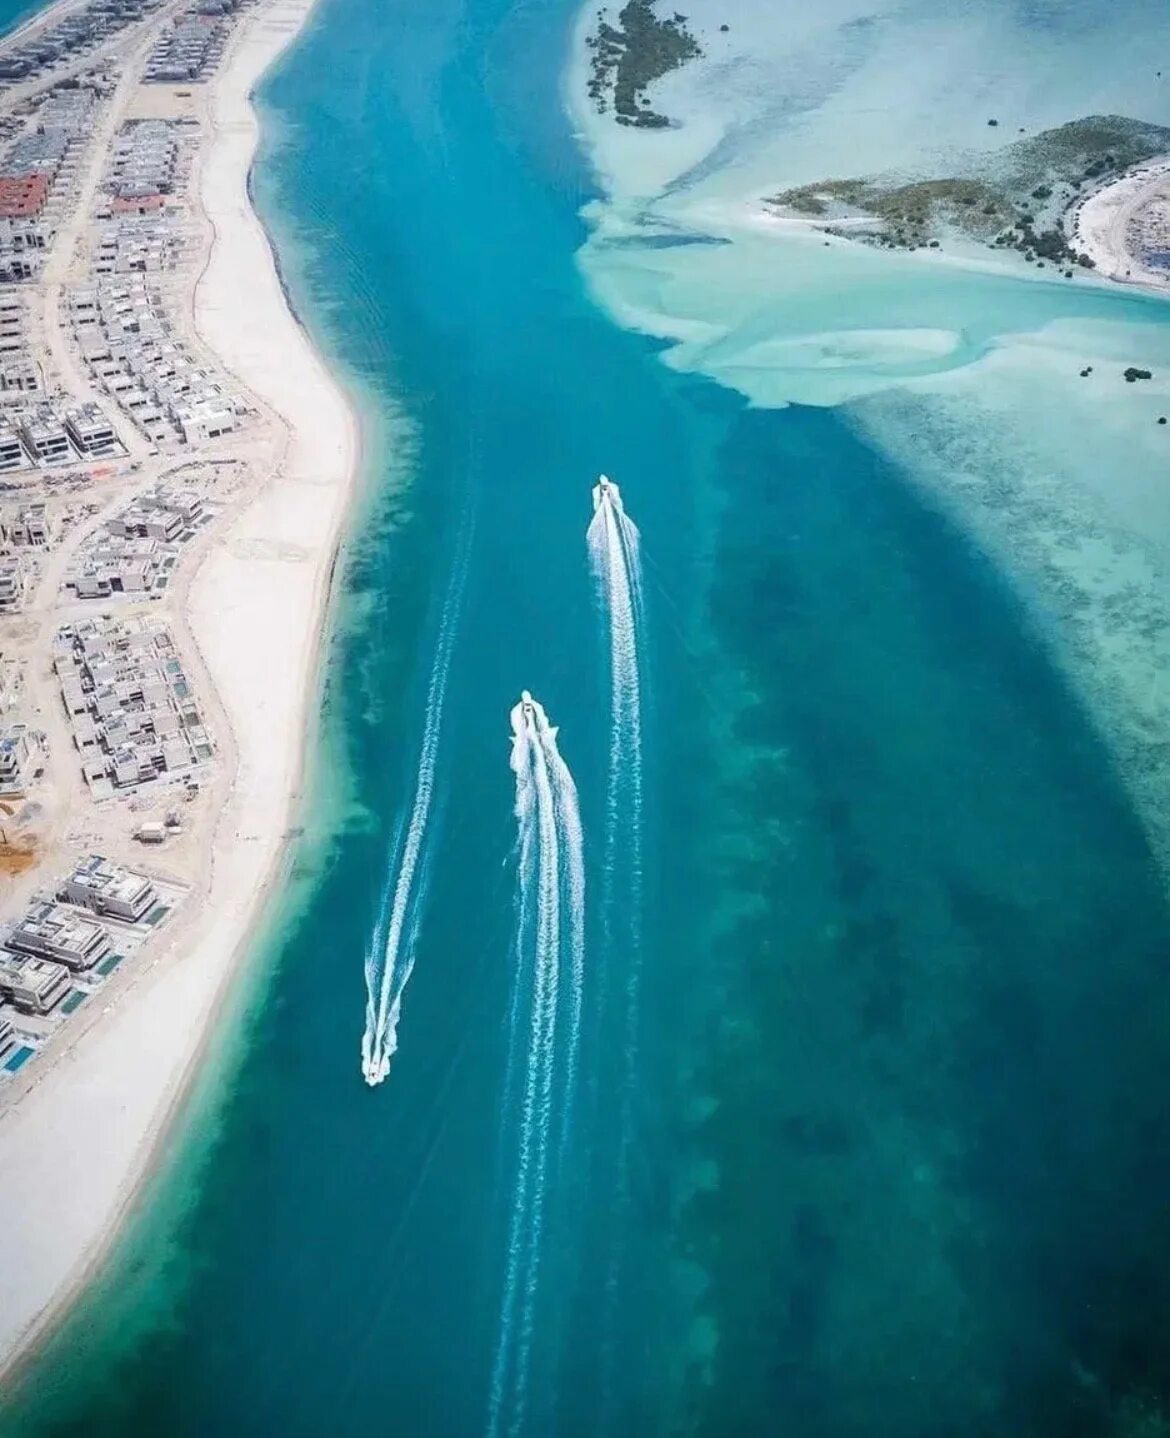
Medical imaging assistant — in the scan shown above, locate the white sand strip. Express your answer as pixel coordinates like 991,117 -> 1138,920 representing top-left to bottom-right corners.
1068,158 -> 1170,292
0,0 -> 359,1377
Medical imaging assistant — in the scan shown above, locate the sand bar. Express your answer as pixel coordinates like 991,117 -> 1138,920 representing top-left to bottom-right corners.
0,0 -> 358,1375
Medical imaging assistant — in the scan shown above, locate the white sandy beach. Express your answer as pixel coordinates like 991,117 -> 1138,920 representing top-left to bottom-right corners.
0,0 -> 359,1376
1069,158 -> 1170,291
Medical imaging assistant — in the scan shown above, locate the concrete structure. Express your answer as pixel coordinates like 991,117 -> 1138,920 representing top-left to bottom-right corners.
0,418 -> 26,471
0,654 -> 22,715
18,408 -> 70,464
0,557 -> 27,613
0,1 -> 161,83
107,118 -> 180,207
0,1003 -> 18,1065
0,724 -> 44,795
0,952 -> 70,1015
54,615 -> 214,794
7,901 -> 111,972
70,274 -> 245,445
144,7 -> 234,83
64,401 -> 119,457
72,533 -> 163,598
60,854 -> 158,922
2,501 -> 53,546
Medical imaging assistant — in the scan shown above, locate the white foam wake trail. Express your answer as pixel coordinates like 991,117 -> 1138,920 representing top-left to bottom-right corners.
361,532 -> 470,1087
546,711 -> 586,1167
587,476 -> 644,952
488,695 -> 585,1438
587,478 -> 646,1417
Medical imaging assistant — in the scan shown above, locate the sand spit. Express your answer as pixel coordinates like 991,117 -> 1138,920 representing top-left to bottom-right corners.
0,0 -> 358,1377
1069,158 -> 1170,292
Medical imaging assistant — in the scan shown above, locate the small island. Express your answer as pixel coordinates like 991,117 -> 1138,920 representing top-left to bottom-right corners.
766,115 -> 1170,276
585,0 -> 701,128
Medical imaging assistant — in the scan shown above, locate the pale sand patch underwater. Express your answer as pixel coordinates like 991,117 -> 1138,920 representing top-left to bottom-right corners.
0,0 -> 360,1375
569,0 -> 1170,857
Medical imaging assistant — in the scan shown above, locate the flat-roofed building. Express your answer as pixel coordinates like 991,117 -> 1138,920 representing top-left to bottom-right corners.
0,1003 -> 17,1063
0,724 -> 44,794
0,558 -> 27,613
19,412 -> 70,464
64,402 -> 119,456
0,951 -> 70,1015
60,854 -> 157,922
0,418 -> 25,471
0,655 -> 22,715
174,401 -> 236,445
7,902 -> 111,971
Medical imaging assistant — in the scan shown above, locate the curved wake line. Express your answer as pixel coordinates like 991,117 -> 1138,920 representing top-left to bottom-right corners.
361,519 -> 472,1087
488,694 -> 585,1438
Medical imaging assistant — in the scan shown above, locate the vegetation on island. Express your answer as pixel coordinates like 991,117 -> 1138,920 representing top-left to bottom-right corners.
767,114 -> 1170,271
585,0 -> 702,129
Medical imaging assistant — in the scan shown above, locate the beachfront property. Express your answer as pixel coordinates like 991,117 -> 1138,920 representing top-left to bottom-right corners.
69,276 -> 247,445
60,853 -> 158,922
0,0 -> 162,84
0,723 -> 45,795
67,480 -> 212,599
6,900 -> 111,972
0,1005 -> 17,1065
143,5 -> 237,85
53,613 -> 214,796
0,847 -> 183,1074
0,951 -> 70,1016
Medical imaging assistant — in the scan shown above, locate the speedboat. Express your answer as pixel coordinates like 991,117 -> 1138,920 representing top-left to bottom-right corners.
592,474 -> 613,512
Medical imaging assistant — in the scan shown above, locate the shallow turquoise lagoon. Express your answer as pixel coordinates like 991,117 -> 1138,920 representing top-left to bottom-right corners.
5,0 -> 1170,1435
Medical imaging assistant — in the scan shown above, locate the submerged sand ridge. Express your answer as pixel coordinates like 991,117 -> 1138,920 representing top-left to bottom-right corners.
569,0 -> 1170,864
0,0 -> 358,1377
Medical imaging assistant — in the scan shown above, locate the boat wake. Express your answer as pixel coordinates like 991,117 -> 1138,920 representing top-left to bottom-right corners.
487,692 -> 585,1438
587,474 -> 644,1089
361,526 -> 470,1087
586,474 -> 646,1413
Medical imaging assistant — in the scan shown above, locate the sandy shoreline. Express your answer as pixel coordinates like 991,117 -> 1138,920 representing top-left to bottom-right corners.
1068,157 -> 1170,293
0,0 -> 360,1380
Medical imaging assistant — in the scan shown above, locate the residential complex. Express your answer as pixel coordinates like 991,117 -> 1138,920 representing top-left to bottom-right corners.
0,854 -> 182,1080
55,614 -> 214,796
0,0 -> 162,83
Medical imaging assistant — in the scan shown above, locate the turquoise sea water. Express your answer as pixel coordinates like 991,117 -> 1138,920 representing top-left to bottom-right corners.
5,0 -> 1170,1435
0,0 -> 44,39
